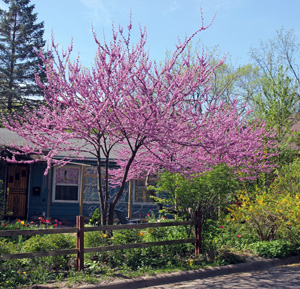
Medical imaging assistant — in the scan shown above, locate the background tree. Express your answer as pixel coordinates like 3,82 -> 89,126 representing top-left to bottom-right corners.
2,17 -> 276,225
0,0 -> 45,114
252,66 -> 300,166
248,29 -> 300,167
165,42 -> 262,115
250,28 -> 300,89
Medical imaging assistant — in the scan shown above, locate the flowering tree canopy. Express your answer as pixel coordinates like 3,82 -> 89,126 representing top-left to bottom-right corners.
2,14 -> 276,224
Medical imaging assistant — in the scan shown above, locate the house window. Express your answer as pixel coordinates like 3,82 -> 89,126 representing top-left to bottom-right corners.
134,178 -> 156,203
83,166 -> 99,203
53,166 -> 81,202
83,166 -> 113,203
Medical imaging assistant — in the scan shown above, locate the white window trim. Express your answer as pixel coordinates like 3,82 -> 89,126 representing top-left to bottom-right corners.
52,165 -> 82,203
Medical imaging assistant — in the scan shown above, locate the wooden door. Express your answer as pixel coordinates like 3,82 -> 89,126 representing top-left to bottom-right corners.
6,166 -> 28,218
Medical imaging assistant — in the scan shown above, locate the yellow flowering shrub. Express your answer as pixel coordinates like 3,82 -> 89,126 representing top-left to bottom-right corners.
227,159 -> 300,242
227,189 -> 300,241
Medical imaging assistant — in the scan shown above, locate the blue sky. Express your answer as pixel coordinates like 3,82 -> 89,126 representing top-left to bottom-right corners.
6,0 -> 300,68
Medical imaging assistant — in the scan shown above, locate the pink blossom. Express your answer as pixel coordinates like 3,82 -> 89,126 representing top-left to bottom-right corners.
2,16 -> 277,227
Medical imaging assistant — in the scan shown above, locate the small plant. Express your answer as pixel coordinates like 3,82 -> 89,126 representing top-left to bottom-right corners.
89,208 -> 101,226
249,240 -> 300,258
20,233 -> 76,270
85,231 -> 107,248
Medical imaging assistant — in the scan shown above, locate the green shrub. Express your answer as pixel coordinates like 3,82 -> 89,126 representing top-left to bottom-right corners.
249,240 -> 300,258
96,218 -> 195,270
0,234 -> 76,287
0,239 -> 15,255
85,231 -> 107,248
0,239 -> 24,288
149,165 -> 239,221
21,233 -> 75,252
89,208 -> 101,226
21,233 -> 76,270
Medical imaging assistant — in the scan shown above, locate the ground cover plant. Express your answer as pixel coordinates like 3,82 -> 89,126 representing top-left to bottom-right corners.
1,195 -> 300,289
0,215 -> 248,288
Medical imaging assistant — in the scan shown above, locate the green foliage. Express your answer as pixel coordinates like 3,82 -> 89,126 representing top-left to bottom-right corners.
201,218 -> 257,263
272,158 -> 300,194
21,233 -> 75,252
84,231 -> 107,248
227,159 -> 300,242
85,217 -> 195,272
0,0 -> 45,114
0,239 -> 15,255
149,164 -> 239,220
253,66 -> 299,165
89,208 -> 101,226
250,28 -> 300,87
2,204 -> 300,288
20,233 -> 76,270
249,240 -> 300,258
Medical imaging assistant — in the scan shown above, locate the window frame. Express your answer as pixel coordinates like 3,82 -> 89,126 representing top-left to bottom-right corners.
52,165 -> 82,203
133,178 -> 156,204
82,166 -> 99,204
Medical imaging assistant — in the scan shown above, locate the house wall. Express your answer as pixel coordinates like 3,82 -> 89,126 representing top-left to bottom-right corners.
0,159 -> 7,216
131,203 -> 159,219
27,162 -> 48,219
25,161 -> 159,225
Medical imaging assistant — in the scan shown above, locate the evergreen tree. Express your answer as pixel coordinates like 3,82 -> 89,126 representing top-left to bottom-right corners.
0,0 -> 45,114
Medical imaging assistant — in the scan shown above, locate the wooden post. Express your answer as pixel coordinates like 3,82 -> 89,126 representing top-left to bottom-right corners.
46,169 -> 52,218
80,166 -> 86,216
194,210 -> 202,255
128,180 -> 133,219
76,215 -> 84,271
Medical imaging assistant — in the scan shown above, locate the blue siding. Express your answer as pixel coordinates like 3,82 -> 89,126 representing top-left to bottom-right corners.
26,161 -> 159,225
27,163 -> 48,219
50,202 -> 79,225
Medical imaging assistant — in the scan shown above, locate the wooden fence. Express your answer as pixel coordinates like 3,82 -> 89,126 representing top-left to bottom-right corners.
0,215 -> 202,271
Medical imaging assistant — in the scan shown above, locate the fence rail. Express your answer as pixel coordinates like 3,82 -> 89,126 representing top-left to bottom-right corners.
0,227 -> 78,237
0,216 -> 201,271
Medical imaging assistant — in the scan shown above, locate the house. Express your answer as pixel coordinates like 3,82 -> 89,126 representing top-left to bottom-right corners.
0,128 -> 158,225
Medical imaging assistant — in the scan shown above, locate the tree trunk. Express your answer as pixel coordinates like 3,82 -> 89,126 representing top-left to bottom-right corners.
108,202 -> 115,225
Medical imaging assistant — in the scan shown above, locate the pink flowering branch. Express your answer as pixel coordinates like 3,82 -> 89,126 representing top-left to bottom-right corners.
2,14 -> 277,225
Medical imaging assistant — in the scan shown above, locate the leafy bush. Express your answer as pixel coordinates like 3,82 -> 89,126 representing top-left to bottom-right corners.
201,218 -> 257,263
85,231 -> 107,248
21,233 -> 76,269
227,189 -> 300,242
249,240 -> 300,258
22,233 -> 75,252
89,208 -> 101,226
149,164 -> 239,220
0,239 -> 15,255
85,217 -> 195,271
226,159 -> 300,242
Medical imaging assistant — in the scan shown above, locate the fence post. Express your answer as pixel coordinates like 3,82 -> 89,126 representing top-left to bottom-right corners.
76,215 -> 85,271
194,210 -> 202,255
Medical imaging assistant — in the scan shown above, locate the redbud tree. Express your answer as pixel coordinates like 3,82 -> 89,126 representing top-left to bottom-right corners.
2,15 -> 276,225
